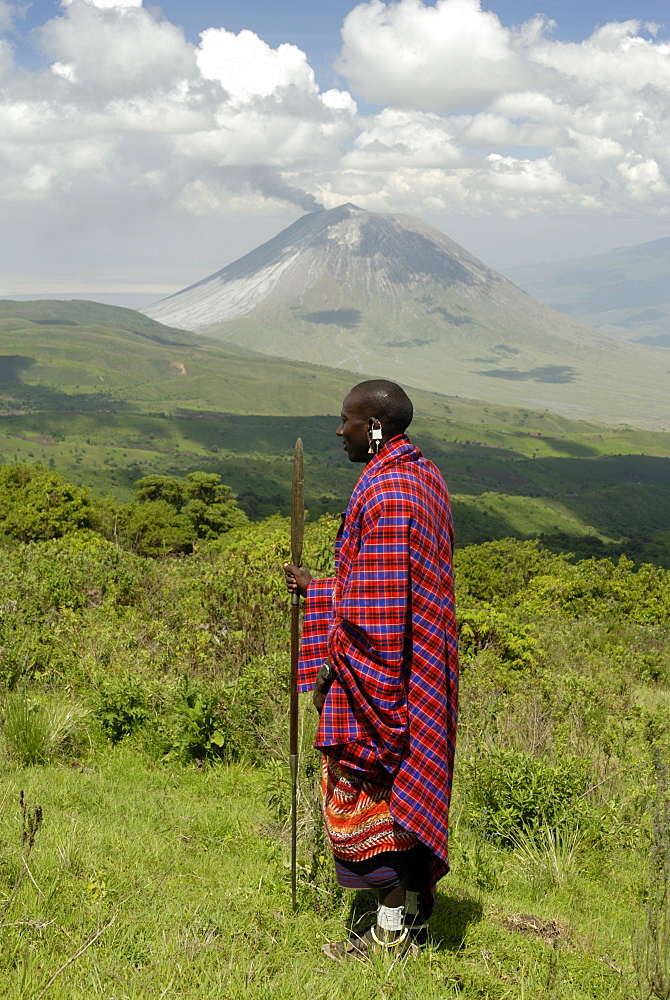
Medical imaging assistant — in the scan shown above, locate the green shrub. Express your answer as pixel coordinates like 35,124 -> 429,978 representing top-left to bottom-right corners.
0,464 -> 92,542
165,683 -> 228,762
461,747 -> 589,845
454,538 -> 567,604
521,556 -> 670,624
95,674 -> 156,743
0,532 -> 147,613
458,604 -> 538,669
152,670 -> 276,765
99,659 -> 283,765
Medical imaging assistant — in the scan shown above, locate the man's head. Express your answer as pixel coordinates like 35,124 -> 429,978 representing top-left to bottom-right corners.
337,379 -> 414,463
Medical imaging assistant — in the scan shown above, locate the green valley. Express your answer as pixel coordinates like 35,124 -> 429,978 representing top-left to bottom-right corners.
1,299 -> 670,562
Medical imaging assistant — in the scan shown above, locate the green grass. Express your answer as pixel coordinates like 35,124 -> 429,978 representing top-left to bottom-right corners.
0,691 -> 90,767
0,747 -> 644,999
0,520 -> 667,997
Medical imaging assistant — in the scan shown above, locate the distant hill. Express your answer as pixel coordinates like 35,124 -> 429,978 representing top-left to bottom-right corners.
144,204 -> 670,431
0,298 -> 356,415
2,298 -> 670,562
502,237 -> 670,349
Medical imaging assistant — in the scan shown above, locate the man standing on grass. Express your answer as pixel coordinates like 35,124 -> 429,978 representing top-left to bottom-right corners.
284,379 -> 458,960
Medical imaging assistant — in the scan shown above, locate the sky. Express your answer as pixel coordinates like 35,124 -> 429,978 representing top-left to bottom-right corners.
1,0 -> 669,305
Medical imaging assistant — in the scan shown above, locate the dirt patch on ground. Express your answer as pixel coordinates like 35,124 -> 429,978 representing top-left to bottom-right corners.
170,361 -> 187,376
500,912 -> 565,942
24,434 -> 57,446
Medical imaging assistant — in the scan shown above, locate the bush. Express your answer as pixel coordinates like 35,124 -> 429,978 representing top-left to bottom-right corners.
521,556 -> 670,625
454,538 -> 567,604
96,674 -> 156,743
139,668 -> 279,765
0,531 -> 147,613
162,682 -> 228,762
458,604 -> 538,670
0,464 -> 92,542
461,747 -> 589,845
93,658 -> 282,766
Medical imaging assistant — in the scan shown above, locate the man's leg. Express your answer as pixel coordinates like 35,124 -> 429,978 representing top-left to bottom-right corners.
404,842 -> 433,940
322,864 -> 410,959
374,881 -> 407,945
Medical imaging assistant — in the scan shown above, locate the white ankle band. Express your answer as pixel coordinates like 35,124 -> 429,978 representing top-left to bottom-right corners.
377,904 -> 405,932
405,891 -> 419,916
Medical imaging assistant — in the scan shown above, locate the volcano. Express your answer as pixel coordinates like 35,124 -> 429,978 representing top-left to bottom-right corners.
144,204 -> 669,429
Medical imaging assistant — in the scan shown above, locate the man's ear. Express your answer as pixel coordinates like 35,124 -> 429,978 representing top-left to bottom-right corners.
368,418 -> 383,453
368,418 -> 383,441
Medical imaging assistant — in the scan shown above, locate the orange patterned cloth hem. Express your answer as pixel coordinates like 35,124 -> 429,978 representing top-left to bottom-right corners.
322,755 -> 417,861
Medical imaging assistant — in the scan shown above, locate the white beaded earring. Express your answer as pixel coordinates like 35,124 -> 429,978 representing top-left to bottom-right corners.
368,418 -> 383,454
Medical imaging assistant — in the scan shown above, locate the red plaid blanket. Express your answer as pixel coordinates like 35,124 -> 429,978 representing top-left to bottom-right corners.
298,435 -> 459,874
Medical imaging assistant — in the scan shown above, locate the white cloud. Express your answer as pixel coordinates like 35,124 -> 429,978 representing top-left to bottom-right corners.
40,1 -> 198,95
1,0 -> 670,293
343,109 -> 461,169
0,0 -> 360,245
197,28 -> 317,101
333,0 -> 670,215
485,154 -> 567,195
461,112 -> 569,150
338,0 -> 536,112
0,1 -> 30,33
0,2 -> 14,32
0,38 -> 13,80
618,157 -> 668,201
321,89 -> 357,113
51,61 -> 77,82
530,20 -> 670,91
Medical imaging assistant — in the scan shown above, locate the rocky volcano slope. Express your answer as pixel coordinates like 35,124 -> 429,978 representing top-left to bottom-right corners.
144,204 -> 670,430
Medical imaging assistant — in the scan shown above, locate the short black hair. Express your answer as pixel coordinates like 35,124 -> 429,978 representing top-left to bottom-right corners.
348,379 -> 414,436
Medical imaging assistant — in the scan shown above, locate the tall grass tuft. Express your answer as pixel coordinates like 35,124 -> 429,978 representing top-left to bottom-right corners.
1,690 -> 90,766
510,821 -> 584,894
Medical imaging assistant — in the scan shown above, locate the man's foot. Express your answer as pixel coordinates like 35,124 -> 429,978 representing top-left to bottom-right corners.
322,925 -> 414,961
404,889 -> 429,942
406,915 -> 428,945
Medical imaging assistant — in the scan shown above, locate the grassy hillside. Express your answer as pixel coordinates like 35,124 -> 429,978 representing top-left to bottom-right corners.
0,525 -> 669,998
200,281 -> 670,430
1,300 -> 670,561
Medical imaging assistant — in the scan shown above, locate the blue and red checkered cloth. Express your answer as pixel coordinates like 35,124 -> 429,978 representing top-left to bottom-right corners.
298,434 -> 459,879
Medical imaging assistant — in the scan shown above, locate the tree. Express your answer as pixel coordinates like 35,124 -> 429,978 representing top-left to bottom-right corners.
0,464 -> 91,542
121,472 -> 247,556
182,472 -> 248,540
121,499 -> 193,557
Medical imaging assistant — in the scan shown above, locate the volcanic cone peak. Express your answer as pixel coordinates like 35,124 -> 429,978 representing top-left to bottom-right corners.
143,204 -> 670,430
145,203 -> 502,332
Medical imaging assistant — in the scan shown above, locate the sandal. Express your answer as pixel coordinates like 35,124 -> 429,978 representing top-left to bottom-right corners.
322,925 -> 412,961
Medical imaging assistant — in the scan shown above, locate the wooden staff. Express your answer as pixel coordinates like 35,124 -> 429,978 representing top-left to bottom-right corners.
290,437 -> 304,912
